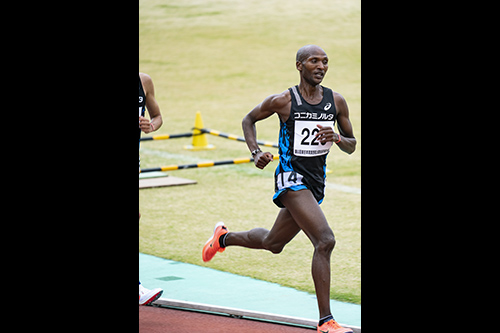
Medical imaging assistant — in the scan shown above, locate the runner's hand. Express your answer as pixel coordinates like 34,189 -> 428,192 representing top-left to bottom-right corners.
139,116 -> 154,134
315,124 -> 338,144
254,152 -> 274,169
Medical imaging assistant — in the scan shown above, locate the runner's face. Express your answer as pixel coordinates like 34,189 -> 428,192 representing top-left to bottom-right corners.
301,52 -> 329,85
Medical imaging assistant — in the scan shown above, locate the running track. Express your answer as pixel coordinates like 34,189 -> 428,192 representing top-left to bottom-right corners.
139,305 -> 315,332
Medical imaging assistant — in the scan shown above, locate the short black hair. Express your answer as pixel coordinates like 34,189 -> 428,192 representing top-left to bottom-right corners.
296,45 -> 326,63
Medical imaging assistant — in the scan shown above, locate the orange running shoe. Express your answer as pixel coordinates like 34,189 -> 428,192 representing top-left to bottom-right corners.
202,222 -> 229,262
317,319 -> 354,333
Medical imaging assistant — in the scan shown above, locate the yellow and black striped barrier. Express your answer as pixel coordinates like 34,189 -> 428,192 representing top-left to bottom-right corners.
140,155 -> 279,173
139,132 -> 200,141
197,128 -> 278,148
140,128 -> 278,148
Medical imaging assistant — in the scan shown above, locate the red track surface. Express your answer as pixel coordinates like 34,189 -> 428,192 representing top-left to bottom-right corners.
139,305 -> 316,332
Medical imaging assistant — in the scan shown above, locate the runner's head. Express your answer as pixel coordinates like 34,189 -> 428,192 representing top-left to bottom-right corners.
296,45 -> 329,85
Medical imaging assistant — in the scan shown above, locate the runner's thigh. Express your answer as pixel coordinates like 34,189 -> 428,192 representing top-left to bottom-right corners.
279,189 -> 334,245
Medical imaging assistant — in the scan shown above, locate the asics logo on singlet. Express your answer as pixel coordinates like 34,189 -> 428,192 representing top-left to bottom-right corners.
324,102 -> 332,111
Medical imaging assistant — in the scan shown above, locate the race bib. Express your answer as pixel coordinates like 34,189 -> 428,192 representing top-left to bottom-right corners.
294,121 -> 334,157
276,171 -> 304,191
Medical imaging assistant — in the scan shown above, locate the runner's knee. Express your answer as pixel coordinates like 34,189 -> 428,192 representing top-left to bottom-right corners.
262,238 -> 285,254
315,234 -> 336,254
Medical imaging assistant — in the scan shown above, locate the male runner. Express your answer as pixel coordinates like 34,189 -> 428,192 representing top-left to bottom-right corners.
202,45 -> 356,333
139,72 -> 164,305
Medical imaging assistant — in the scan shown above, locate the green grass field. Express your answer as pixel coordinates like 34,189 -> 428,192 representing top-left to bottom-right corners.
139,0 -> 361,304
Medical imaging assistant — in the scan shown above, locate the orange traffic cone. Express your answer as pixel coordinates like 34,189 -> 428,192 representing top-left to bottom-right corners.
184,112 -> 216,151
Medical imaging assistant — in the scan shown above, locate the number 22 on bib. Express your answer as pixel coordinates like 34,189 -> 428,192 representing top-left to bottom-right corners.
294,121 -> 334,157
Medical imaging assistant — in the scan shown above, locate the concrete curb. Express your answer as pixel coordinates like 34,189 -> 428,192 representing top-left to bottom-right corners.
153,297 -> 361,333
